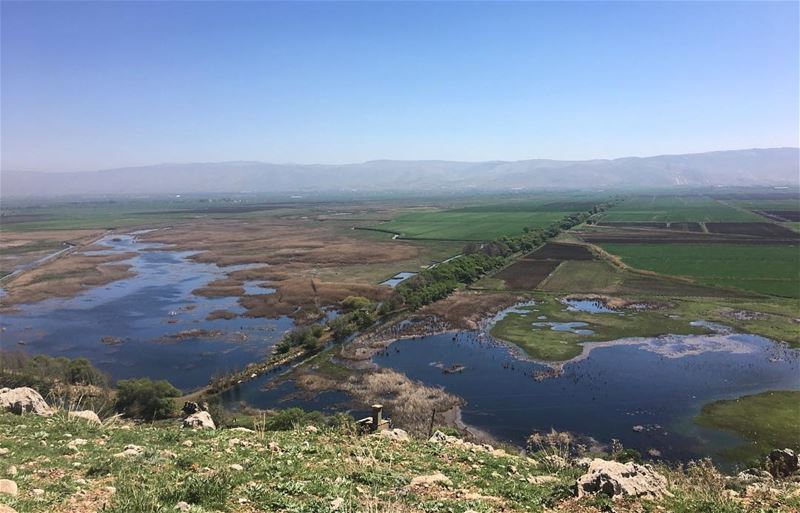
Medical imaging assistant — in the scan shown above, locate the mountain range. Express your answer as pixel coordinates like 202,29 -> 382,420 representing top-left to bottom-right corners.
1,148 -> 798,197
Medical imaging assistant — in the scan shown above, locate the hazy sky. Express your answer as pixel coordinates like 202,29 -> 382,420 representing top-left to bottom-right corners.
2,1 -> 798,172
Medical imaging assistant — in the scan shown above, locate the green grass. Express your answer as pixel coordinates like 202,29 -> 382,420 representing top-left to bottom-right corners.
600,243 -> 800,298
0,412 -> 570,513
600,196 -> 764,223
373,210 -> 566,241
489,295 -> 709,362
0,408 -> 796,512
695,391 -> 800,462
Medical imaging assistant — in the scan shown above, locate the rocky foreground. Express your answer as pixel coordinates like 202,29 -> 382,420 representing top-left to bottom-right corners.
0,387 -> 798,513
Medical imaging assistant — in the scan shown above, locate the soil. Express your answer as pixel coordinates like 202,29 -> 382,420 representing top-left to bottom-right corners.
705,222 -> 800,238
494,260 -> 562,290
525,243 -> 596,261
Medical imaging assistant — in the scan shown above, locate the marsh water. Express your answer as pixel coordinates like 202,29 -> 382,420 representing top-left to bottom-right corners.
373,330 -> 800,462
2,233 -> 799,462
0,234 -> 292,390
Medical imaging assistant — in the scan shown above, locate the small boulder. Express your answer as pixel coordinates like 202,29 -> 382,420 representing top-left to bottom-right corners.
378,428 -> 410,442
68,410 -> 101,425
113,444 -> 144,458
0,479 -> 18,497
182,411 -> 215,430
0,505 -> 18,513
0,388 -> 52,416
576,458 -> 668,499
767,448 -> 798,478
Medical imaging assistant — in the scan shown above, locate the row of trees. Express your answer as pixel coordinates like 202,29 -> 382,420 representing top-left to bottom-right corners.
273,295 -> 380,355
395,207 -> 605,310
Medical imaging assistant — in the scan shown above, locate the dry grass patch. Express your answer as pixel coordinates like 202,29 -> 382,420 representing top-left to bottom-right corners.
420,290 -> 524,329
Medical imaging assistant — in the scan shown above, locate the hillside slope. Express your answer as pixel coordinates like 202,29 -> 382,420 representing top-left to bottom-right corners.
0,411 -> 798,513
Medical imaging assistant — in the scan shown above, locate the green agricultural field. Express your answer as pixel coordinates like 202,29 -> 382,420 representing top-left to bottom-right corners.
600,196 -> 763,222
695,390 -> 800,462
601,243 -> 800,298
372,210 -> 566,240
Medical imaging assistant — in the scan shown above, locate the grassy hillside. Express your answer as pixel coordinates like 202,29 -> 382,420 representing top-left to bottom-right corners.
0,412 -> 798,513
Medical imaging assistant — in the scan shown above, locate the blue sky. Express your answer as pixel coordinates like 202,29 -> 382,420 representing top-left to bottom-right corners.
1,1 -> 798,172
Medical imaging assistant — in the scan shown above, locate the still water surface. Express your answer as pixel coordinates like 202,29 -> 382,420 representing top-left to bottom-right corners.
0,234 -> 290,390
373,330 -> 799,462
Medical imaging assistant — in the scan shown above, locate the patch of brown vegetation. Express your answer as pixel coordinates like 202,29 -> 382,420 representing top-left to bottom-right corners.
420,291 -> 524,330
137,218 -> 418,317
51,479 -> 116,513
239,278 -> 390,319
193,278 -> 245,298
340,368 -> 463,437
206,309 -> 238,321
140,218 -> 418,267
0,252 -> 135,310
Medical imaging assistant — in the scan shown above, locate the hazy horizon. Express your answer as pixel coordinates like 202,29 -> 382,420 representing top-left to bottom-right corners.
1,145 -> 799,175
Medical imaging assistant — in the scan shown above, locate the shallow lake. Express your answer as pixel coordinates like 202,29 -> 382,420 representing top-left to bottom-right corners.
0,234 -> 291,391
373,330 -> 800,462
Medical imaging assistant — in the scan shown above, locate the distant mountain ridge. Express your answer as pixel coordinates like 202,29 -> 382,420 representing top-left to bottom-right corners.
2,148 -> 798,197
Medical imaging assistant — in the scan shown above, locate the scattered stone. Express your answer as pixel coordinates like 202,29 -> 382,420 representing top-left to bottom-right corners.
113,444 -> 144,458
0,387 -> 52,416
32,488 -> 44,497
576,459 -> 668,499
68,410 -> 101,425
182,411 -> 215,430
229,464 -> 244,471
182,440 -> 193,447
409,472 -> 452,487
0,505 -> 17,513
331,497 -> 345,510
230,427 -> 255,433
0,448 -> 8,456
7,466 -> 16,477
767,448 -> 798,478
67,438 -> 88,452
736,468 -> 773,482
428,430 -> 505,456
304,425 -> 318,433
268,441 -> 281,452
174,501 -> 190,512
0,479 -> 18,496
632,425 -> 644,433
378,428 -> 410,442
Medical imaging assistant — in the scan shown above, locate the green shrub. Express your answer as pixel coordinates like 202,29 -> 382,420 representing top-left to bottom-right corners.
263,407 -> 326,431
114,378 -> 180,420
